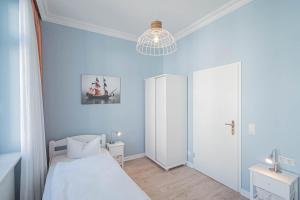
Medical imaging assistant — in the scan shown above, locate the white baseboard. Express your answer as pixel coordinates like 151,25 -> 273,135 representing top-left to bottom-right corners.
240,188 -> 250,199
124,153 -> 145,161
185,161 -> 194,168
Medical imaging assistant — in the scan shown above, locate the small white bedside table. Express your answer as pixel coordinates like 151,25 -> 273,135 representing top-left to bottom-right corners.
249,164 -> 298,200
107,141 -> 125,168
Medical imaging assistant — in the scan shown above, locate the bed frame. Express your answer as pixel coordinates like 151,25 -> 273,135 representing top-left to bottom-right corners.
48,134 -> 106,162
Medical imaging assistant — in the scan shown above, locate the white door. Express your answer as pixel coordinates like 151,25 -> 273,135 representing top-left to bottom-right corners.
155,77 -> 167,166
145,78 -> 156,161
193,63 -> 240,191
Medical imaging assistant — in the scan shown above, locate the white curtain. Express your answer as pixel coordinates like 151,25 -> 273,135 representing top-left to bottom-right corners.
19,0 -> 48,199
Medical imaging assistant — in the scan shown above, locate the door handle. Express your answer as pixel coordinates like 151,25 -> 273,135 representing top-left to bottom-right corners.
225,120 -> 235,135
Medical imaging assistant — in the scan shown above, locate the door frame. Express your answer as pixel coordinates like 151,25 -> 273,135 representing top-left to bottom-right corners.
238,61 -> 242,192
192,62 -> 242,192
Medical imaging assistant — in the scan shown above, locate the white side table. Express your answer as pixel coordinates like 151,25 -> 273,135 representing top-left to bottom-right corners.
0,153 -> 21,200
107,141 -> 125,168
249,164 -> 298,200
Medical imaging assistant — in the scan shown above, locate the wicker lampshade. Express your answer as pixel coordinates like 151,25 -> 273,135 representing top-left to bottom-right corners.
136,20 -> 177,56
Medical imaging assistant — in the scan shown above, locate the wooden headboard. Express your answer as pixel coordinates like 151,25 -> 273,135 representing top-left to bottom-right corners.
48,134 -> 106,162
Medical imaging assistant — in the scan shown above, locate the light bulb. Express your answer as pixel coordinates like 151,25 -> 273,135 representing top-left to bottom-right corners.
265,157 -> 273,164
153,36 -> 159,43
116,131 -> 122,137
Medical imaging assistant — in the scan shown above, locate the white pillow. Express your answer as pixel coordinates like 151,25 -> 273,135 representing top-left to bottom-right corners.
67,137 -> 100,159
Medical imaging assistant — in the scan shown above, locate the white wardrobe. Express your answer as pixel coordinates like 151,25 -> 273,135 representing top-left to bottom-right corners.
145,74 -> 187,170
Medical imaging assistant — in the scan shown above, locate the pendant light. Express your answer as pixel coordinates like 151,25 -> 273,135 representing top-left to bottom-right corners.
136,20 -> 177,56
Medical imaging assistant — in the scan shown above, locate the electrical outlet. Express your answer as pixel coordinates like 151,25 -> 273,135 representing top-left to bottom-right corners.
279,155 -> 296,166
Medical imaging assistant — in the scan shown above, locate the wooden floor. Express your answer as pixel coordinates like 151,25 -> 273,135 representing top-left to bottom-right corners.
124,157 -> 248,200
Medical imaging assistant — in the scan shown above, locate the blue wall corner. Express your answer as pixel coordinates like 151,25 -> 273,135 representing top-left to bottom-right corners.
42,22 -> 163,156
163,0 -> 300,193
41,0 -> 300,196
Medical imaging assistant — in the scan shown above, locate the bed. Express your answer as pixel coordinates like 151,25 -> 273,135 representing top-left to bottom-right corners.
42,134 -> 150,200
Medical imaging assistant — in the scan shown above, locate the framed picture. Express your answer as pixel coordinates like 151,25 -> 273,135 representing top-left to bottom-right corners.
81,75 -> 121,104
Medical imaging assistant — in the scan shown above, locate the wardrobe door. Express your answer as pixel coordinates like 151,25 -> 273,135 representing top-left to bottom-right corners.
155,77 -> 167,166
145,78 -> 156,161
165,75 -> 187,167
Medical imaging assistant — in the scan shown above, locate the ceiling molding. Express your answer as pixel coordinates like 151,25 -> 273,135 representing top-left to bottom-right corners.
35,0 -> 137,41
44,13 -> 137,41
36,0 -> 253,42
174,0 -> 254,40
35,0 -> 48,20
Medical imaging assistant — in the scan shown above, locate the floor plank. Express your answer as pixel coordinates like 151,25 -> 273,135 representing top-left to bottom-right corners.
124,157 -> 248,200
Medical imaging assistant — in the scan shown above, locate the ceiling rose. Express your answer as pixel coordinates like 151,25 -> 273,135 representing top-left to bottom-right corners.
136,20 -> 177,56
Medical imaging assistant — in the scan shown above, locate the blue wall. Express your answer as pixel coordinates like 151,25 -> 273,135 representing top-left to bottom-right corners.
0,0 -> 20,153
163,0 -> 300,192
0,1 -> 21,199
42,22 -> 162,156
42,0 -> 300,194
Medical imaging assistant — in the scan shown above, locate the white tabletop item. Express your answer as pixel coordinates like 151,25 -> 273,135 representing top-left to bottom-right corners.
107,141 -> 125,168
249,164 -> 298,200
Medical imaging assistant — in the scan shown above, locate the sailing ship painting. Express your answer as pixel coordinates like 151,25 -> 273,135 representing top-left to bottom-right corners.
81,75 -> 120,104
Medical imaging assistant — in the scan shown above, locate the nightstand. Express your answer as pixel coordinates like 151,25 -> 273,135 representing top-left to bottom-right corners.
249,164 -> 298,200
106,141 -> 125,168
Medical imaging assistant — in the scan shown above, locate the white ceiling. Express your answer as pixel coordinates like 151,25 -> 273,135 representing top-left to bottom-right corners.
37,0 -> 253,41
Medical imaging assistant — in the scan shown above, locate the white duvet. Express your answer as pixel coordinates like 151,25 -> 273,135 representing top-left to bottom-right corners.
46,153 -> 150,200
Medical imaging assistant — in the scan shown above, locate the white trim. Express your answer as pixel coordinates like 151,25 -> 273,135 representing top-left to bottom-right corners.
240,189 -> 250,199
35,0 -> 48,21
0,153 -> 21,183
185,161 -> 194,169
144,74 -> 184,80
124,153 -> 145,161
44,13 -> 137,42
175,0 -> 253,40
36,0 -> 253,42
237,62 -> 242,193
192,62 -> 242,192
36,0 -> 136,41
